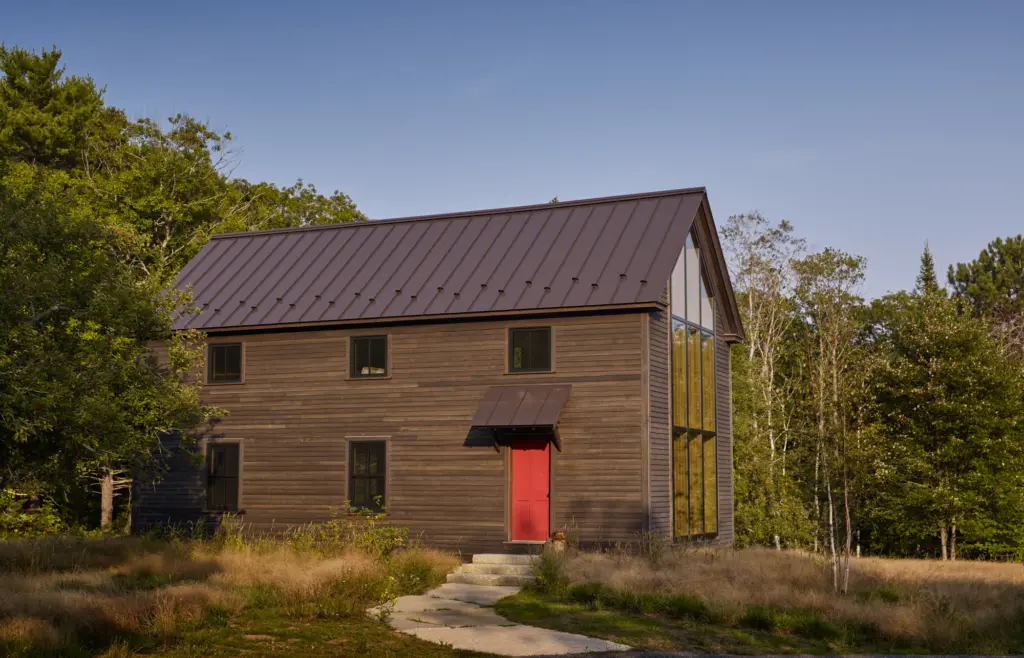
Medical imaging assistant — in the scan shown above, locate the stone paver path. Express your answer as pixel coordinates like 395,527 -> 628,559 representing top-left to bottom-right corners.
369,582 -> 631,656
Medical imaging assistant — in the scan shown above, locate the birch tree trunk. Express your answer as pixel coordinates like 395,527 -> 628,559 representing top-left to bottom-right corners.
939,525 -> 948,561
100,469 -> 114,533
950,523 -> 957,562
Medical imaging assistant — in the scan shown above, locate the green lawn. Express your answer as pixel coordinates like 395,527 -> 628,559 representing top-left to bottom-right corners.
149,607 -> 488,658
495,590 -> 924,656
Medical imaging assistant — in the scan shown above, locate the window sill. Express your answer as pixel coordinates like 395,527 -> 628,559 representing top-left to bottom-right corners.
204,380 -> 244,386
203,509 -> 246,515
504,369 -> 556,376
345,374 -> 392,381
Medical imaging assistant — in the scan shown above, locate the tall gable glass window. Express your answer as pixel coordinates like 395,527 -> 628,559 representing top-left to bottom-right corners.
669,231 -> 718,537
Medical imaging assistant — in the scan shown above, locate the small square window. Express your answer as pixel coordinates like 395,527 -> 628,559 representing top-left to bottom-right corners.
509,327 -> 552,372
208,344 -> 242,383
351,336 -> 388,378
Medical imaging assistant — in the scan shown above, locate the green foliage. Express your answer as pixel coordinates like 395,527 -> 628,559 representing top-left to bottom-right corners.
949,234 -> 1024,318
530,549 -> 570,596
0,491 -> 65,538
0,46 -> 365,531
865,255 -> 1024,556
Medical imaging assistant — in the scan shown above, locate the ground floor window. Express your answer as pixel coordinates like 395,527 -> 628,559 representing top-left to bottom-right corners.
349,440 -> 387,511
207,443 -> 240,512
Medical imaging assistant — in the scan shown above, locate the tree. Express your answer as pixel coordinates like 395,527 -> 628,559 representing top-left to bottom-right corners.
724,213 -> 812,549
1,47 -> 366,282
949,235 -> 1024,354
793,248 -> 866,592
0,170 -> 219,528
0,45 -> 364,530
868,249 -> 1024,560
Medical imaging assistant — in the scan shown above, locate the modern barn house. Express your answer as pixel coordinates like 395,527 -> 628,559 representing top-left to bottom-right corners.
135,188 -> 744,553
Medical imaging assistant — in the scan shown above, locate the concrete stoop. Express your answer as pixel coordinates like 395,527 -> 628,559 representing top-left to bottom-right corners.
445,553 -> 537,587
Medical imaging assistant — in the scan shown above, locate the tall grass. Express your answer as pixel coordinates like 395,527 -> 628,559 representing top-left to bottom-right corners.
0,518 -> 458,656
553,547 -> 1024,653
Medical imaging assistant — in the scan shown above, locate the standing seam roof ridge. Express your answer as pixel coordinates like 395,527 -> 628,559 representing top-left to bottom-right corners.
205,187 -> 707,240
580,200 -> 644,306
378,220 -> 451,317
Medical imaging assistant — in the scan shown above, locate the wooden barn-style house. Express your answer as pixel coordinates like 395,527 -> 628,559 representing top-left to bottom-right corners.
135,188 -> 744,552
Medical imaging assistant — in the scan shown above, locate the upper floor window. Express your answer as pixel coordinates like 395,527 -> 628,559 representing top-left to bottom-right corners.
509,327 -> 552,372
351,335 -> 388,378
670,232 -> 714,331
208,343 -> 242,383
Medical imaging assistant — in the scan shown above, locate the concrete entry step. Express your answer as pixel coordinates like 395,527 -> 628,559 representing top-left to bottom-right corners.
446,572 -> 533,587
457,563 -> 534,576
471,553 -> 536,566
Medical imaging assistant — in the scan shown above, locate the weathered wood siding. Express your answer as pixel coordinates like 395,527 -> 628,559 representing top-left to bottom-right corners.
133,433 -> 206,531
647,300 -> 672,538
712,304 -> 735,546
136,313 -> 646,553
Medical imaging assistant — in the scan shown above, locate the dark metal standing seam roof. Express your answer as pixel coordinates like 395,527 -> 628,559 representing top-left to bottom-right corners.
470,385 -> 571,429
172,188 -> 709,331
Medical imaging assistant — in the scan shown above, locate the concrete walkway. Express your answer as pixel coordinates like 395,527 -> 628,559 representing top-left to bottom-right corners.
369,582 -> 631,656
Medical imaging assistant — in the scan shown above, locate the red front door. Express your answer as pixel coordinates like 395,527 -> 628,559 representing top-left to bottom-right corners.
511,440 -> 550,541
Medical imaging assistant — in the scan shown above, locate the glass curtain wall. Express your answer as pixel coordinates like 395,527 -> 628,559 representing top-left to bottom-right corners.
669,231 -> 718,537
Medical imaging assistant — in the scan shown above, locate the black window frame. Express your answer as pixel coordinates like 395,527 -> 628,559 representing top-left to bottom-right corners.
350,335 -> 389,379
208,343 -> 243,384
206,442 -> 240,512
508,327 -> 553,373
348,440 -> 387,512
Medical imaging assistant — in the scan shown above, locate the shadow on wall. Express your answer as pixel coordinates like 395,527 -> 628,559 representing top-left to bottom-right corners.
561,499 -> 646,548
132,420 -> 227,535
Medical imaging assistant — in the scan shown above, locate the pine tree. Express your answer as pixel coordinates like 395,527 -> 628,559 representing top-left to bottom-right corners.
916,243 -> 940,296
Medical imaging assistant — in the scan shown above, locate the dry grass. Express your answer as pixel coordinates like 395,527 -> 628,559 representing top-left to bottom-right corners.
0,531 -> 458,656
560,546 -> 1024,652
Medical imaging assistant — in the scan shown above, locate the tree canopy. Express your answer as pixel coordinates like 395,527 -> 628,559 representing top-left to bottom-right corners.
0,46 -> 364,530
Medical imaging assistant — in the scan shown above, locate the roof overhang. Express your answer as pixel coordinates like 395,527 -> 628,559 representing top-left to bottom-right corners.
464,385 -> 571,451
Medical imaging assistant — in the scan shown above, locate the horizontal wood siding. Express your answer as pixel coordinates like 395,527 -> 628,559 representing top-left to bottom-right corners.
139,313 -> 645,553
713,305 -> 735,546
647,298 -> 672,538
133,433 -> 206,530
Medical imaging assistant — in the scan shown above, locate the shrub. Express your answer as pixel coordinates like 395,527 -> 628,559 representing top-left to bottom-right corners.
660,593 -> 715,622
740,605 -> 777,630
531,549 -> 569,596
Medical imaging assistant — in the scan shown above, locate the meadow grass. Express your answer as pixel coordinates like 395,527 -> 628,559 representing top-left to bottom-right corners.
0,519 -> 463,657
505,545 -> 1024,654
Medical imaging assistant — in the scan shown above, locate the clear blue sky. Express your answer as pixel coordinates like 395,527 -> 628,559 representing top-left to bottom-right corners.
7,1 -> 1023,298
